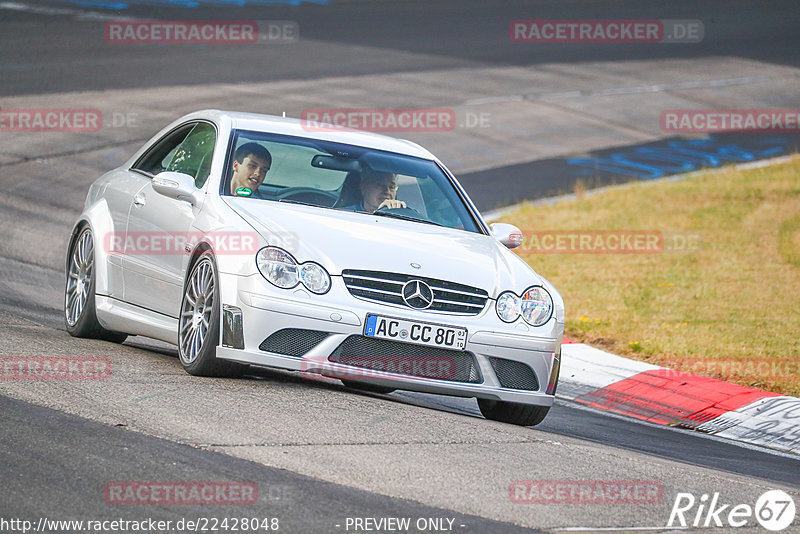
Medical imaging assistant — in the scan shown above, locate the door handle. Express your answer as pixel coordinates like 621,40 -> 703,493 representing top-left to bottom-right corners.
133,193 -> 146,207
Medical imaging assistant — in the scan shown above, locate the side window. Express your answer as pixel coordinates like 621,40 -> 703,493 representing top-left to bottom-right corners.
132,124 -> 194,176
165,123 -> 217,188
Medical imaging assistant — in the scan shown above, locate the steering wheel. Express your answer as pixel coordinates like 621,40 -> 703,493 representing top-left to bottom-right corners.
375,206 -> 424,217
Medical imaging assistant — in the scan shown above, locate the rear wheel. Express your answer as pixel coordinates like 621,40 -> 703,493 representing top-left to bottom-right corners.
65,227 -> 127,343
178,252 -> 244,377
478,399 -> 550,426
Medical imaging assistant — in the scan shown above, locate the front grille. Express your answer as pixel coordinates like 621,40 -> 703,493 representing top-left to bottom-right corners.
259,329 -> 329,357
329,335 -> 482,383
342,270 -> 488,315
489,357 -> 540,391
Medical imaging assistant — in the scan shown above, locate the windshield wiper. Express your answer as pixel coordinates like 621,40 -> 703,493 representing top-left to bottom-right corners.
370,210 -> 444,227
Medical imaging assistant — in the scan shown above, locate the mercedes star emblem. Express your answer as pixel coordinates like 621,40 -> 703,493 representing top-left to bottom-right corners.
401,280 -> 434,309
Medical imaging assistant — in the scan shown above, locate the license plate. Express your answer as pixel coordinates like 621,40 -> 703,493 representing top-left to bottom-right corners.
364,314 -> 467,350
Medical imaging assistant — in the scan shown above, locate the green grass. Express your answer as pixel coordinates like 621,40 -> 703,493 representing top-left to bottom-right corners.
501,156 -> 800,396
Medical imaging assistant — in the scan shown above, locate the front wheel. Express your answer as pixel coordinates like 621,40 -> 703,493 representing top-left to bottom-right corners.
65,227 -> 127,343
478,399 -> 550,426
178,252 -> 244,377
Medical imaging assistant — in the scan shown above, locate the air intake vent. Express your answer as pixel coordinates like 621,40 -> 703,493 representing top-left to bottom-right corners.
489,357 -> 540,391
259,329 -> 329,357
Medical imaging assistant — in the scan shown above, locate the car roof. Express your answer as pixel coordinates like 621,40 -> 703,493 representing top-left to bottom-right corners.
190,109 -> 437,161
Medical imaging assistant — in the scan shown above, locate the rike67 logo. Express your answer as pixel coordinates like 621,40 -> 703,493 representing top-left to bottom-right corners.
668,490 -> 796,531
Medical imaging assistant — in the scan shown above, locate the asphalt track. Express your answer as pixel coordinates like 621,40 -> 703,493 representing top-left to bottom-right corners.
1,0 -> 798,96
0,395 -> 536,534
1,1 -> 799,532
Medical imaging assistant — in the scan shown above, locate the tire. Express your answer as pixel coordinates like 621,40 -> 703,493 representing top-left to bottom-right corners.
341,380 -> 395,395
478,399 -> 550,427
65,227 -> 128,343
178,251 -> 244,378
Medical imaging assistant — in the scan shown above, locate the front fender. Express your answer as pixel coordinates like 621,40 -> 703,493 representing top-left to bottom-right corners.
67,198 -> 119,298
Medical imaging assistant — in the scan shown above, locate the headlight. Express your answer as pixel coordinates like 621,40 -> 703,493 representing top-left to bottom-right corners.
495,286 -> 553,326
496,292 -> 519,322
299,262 -> 331,294
519,286 -> 553,326
256,247 -> 331,294
257,247 -> 298,288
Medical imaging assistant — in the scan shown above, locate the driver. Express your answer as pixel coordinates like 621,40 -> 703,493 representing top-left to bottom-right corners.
230,142 -> 272,197
343,167 -> 406,212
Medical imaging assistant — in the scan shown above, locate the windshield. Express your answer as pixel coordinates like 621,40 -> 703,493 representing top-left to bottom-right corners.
222,129 -> 482,233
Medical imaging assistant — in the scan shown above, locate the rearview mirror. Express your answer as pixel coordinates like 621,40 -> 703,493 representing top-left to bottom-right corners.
490,222 -> 524,249
152,171 -> 202,206
310,155 -> 360,172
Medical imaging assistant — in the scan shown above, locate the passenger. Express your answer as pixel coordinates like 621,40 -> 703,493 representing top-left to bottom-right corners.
230,142 -> 272,197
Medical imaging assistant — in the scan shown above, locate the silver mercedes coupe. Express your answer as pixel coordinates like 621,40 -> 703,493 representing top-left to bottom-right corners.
65,110 -> 564,426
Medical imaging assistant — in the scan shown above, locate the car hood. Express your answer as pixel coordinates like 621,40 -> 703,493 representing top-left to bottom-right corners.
225,198 -> 545,297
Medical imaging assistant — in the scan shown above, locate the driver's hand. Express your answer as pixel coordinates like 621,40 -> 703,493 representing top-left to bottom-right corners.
377,199 -> 407,210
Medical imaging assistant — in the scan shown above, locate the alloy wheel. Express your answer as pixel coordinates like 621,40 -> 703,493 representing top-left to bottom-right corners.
179,257 -> 215,365
65,229 -> 93,327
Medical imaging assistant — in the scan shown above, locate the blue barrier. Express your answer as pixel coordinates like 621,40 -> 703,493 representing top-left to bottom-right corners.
56,0 -> 327,9
567,136 -> 791,179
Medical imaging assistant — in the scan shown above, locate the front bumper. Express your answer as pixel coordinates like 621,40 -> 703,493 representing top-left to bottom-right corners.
216,273 -> 563,407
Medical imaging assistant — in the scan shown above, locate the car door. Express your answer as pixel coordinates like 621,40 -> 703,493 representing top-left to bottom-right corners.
96,168 -> 148,300
122,121 -> 216,317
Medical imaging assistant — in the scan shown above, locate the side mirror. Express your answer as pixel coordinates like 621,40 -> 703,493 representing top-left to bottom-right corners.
152,171 -> 202,206
490,222 -> 524,249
